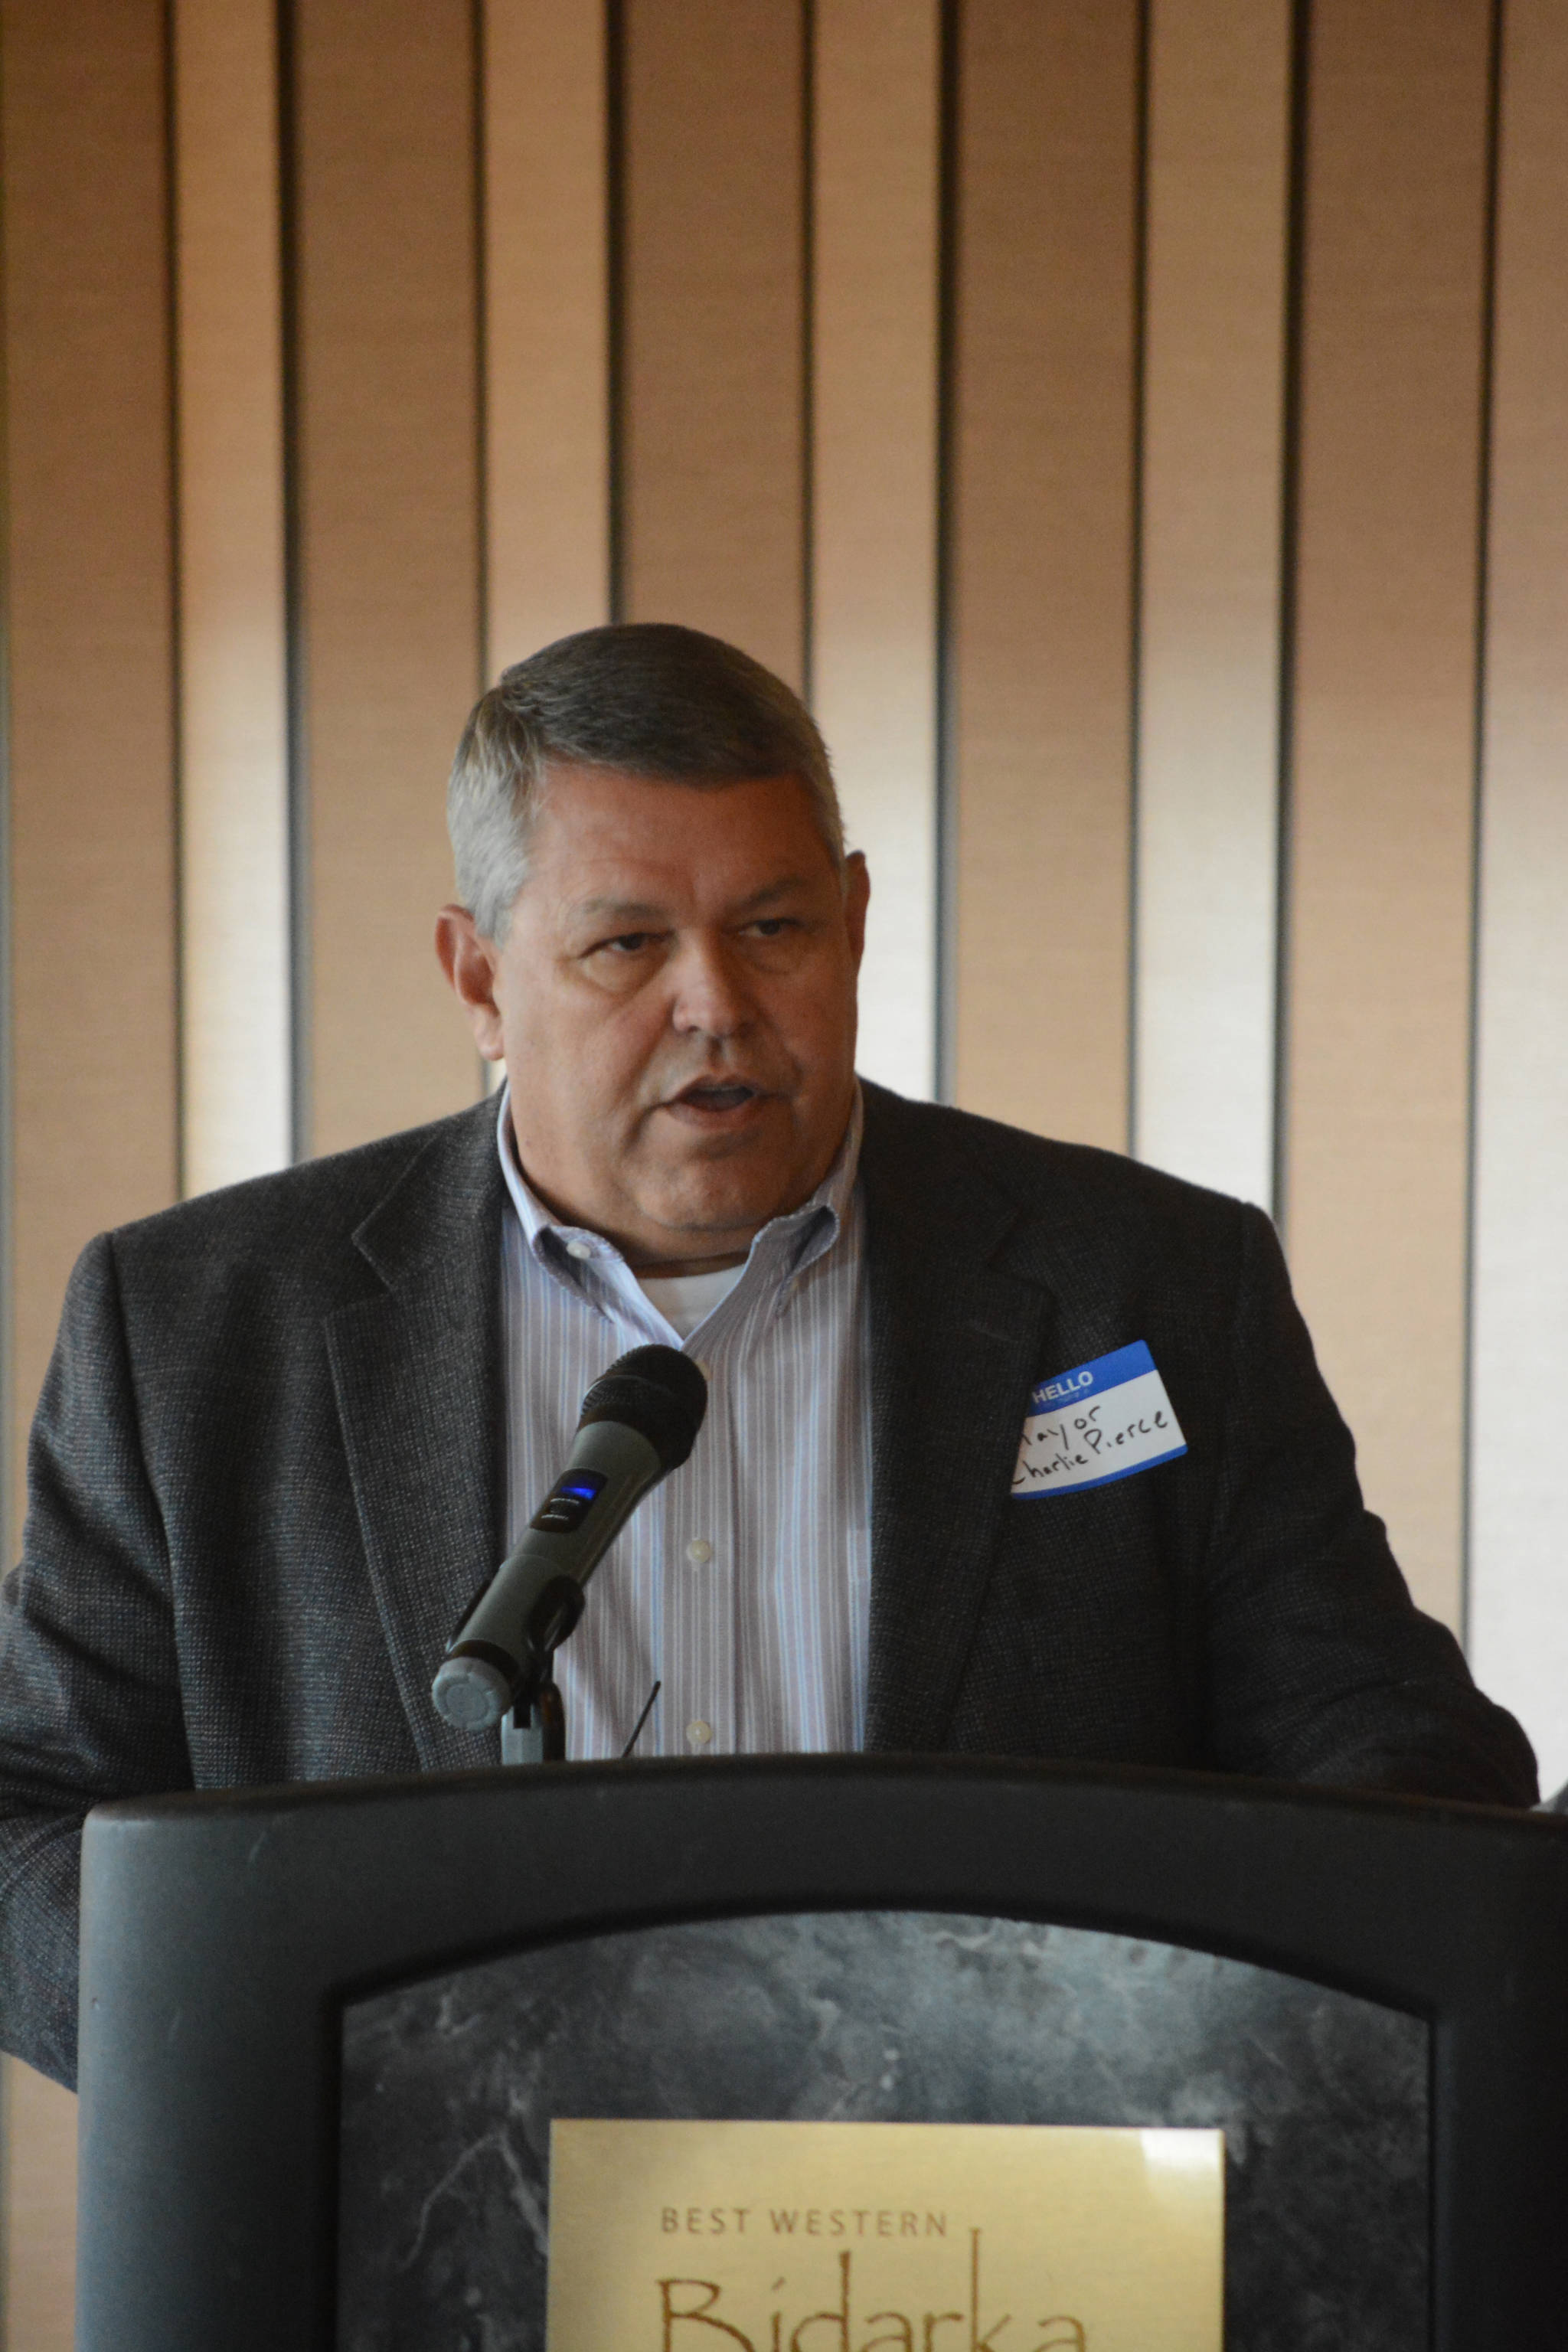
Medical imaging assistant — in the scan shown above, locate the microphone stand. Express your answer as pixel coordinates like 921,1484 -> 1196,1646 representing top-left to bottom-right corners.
500,1659 -> 566,1766
498,1661 -> 662,1765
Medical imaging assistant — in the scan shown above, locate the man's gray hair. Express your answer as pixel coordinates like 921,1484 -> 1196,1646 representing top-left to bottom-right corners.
448,622 -> 845,939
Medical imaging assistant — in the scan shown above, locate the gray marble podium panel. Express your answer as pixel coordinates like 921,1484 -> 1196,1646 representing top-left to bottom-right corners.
338,1912 -> 1427,2351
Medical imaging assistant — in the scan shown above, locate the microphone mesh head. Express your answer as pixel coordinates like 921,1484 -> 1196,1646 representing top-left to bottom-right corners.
430,1651 -> 511,1730
577,1344 -> 708,1470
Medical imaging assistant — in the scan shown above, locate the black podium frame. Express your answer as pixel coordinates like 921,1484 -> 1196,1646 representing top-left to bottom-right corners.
77,1756 -> 1568,2351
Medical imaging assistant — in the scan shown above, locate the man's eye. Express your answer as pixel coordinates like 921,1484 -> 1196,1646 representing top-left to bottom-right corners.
599,932 -> 656,955
746,918 -> 794,939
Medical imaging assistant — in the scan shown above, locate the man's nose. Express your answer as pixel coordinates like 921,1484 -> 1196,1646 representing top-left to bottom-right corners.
667,934 -> 757,1037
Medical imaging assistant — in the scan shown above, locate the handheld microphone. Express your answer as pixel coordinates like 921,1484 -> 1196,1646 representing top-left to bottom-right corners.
430,1344 -> 707,1733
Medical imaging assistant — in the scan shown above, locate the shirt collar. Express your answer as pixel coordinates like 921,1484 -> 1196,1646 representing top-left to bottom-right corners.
494,1080 -> 862,1287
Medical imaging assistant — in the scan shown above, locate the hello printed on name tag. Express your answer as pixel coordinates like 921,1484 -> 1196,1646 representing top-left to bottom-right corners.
1013,1341 -> 1187,1498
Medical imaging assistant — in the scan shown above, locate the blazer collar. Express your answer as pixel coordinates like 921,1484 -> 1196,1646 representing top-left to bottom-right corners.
324,1096 -> 505,1771
858,1083 -> 1076,1750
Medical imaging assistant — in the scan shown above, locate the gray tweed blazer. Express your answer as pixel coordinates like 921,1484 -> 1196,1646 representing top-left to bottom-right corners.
0,1082 -> 1537,2085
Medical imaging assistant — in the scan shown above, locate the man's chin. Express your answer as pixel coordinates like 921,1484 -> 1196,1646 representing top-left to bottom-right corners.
642,1189 -> 786,1248
633,1158 -> 803,1250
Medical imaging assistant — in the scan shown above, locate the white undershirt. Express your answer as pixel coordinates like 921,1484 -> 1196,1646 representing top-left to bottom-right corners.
635,1263 -> 746,1338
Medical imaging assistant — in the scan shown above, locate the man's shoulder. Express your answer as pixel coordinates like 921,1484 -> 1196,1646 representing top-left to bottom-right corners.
858,1080 -> 1256,1245
101,1095 -> 499,1285
857,1083 -> 1274,1358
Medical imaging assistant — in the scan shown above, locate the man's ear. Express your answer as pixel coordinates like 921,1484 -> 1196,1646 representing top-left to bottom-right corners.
435,905 -> 505,1061
843,851 -> 870,972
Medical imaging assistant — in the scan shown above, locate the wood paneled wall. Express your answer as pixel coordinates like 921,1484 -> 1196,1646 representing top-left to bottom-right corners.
621,0 -> 807,688
175,0 -> 292,1197
292,0 -> 485,1155
1469,0 -> 1568,1778
1283,0 -> 1494,1633
1132,0 -> 1289,1210
5,2 -> 1568,2341
2,7 -> 181,2334
949,0 -> 1142,1148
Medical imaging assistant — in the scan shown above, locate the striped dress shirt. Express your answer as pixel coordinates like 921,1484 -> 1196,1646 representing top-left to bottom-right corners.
496,1085 -> 871,1759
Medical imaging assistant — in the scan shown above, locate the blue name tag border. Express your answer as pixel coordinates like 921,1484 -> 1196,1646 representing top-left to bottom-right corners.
1028,1338 -> 1155,1415
1012,1438 -> 1187,1501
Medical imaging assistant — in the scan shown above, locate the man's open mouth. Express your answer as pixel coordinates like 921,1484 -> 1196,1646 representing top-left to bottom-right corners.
669,1080 -> 763,1114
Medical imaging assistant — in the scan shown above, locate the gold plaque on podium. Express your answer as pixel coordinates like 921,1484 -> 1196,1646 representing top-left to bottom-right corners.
546,2118 -> 1223,2350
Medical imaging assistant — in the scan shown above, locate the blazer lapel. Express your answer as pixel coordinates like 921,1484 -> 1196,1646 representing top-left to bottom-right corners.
324,1099 -> 505,1772
861,1083 -> 1155,1750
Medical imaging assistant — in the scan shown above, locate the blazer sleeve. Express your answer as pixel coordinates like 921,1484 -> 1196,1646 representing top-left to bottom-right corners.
1199,1204 -> 1537,1805
0,1234 -> 193,2089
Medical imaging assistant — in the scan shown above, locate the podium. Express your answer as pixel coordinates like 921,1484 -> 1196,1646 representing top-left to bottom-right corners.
76,1757 -> 1568,2350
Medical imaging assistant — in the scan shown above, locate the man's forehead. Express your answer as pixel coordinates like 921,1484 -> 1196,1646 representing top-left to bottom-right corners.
525,765 -> 835,902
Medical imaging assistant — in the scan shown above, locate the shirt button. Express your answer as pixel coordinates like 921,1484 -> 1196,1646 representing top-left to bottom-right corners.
564,1239 -> 594,1260
685,1537 -> 714,1565
685,1719 -> 713,1749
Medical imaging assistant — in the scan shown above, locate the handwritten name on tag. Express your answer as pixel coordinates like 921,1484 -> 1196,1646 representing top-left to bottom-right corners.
1013,1341 -> 1187,1498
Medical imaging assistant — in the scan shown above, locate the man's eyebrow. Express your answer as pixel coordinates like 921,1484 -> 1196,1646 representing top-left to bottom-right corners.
567,877 -> 813,927
569,896 -> 670,926
730,876 -> 811,913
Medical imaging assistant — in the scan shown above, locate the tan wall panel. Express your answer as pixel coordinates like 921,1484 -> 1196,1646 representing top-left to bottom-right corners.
175,0 -> 292,1195
2,0 -> 180,1496
621,0 -> 805,690
949,0 -> 1141,1145
2,0 -> 180,2334
483,0 -> 609,672
1283,0 -> 1493,1628
1133,0 -> 1289,1207
1470,0 -> 1568,1780
294,0 -> 484,1156
2,2066 -> 76,2352
812,0 -> 940,1101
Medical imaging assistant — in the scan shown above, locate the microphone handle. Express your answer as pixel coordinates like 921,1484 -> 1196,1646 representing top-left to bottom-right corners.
432,1419 -> 665,1730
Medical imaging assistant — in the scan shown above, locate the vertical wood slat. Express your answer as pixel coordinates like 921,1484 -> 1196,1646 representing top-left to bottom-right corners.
482,0 -> 609,675
1282,0 -> 1494,1630
620,0 -> 805,691
174,0 -> 292,1195
1132,0 -> 1290,1208
811,0 -> 940,1099
292,0 -> 484,1158
1469,0 -> 1568,1787
2,1 -> 181,2337
2,2060 -> 77,2352
1,0 -> 180,1509
949,0 -> 1142,1147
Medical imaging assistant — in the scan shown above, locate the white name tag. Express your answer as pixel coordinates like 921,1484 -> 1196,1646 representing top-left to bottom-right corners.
1013,1341 -> 1187,1498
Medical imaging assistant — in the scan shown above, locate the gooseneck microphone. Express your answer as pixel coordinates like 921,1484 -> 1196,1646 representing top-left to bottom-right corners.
430,1344 -> 708,1734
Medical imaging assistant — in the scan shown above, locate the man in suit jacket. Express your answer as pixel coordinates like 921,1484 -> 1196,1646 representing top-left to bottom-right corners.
0,626 -> 1537,2089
